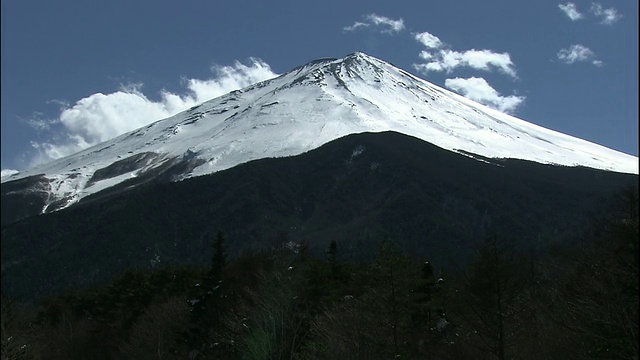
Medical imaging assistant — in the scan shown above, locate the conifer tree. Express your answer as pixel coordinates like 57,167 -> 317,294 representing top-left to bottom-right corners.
454,232 -> 528,360
190,230 -> 228,352
370,236 -> 414,357
550,186 -> 639,359
208,230 -> 228,290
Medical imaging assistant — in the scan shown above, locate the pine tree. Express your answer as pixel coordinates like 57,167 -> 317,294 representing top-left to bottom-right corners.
190,230 -> 229,353
370,236 -> 414,357
208,230 -> 228,290
421,261 -> 436,357
454,232 -> 529,360
550,186 -> 639,359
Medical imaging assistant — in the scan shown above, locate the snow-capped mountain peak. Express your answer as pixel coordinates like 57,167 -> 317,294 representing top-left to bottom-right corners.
2,52 -> 637,213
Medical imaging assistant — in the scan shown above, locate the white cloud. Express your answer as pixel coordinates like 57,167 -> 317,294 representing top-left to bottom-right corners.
343,21 -> 369,32
414,49 -> 517,78
27,58 -> 278,166
414,32 -> 443,49
344,14 -> 404,34
558,2 -> 583,21
557,44 -> 602,65
590,3 -> 622,25
418,51 -> 434,60
413,62 -> 443,73
365,14 -> 405,33
1,169 -> 19,178
444,77 -> 525,114
412,30 -> 517,78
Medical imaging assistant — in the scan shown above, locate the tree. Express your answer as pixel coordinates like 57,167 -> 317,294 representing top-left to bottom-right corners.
189,230 -> 229,353
368,236 -> 415,357
218,263 -> 310,360
209,230 -> 228,289
452,232 -> 530,360
1,294 -> 42,360
118,297 -> 190,360
302,296 -> 385,360
416,261 -> 442,359
547,186 -> 639,359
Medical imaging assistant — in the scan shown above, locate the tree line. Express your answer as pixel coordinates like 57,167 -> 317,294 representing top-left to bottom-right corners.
1,187 -> 637,359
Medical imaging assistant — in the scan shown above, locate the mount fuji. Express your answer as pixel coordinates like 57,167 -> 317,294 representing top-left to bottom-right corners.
2,52 -> 637,219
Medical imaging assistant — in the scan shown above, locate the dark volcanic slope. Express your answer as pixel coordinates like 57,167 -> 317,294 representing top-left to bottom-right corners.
1,131 -> 636,300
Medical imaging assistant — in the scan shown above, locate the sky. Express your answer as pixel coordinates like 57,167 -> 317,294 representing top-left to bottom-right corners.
1,0 -> 638,176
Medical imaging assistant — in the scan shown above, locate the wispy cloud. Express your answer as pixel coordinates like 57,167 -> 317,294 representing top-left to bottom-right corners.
557,44 -> 603,66
25,59 -> 278,166
558,2 -> 583,21
344,14 -> 405,34
590,2 -> 622,25
343,21 -> 369,32
21,111 -> 53,131
444,77 -> 525,114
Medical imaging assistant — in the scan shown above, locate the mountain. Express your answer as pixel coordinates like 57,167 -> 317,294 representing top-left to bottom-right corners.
1,52 -> 637,226
2,131 -> 637,300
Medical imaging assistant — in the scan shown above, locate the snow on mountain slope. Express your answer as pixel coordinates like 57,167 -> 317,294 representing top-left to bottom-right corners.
2,52 -> 638,213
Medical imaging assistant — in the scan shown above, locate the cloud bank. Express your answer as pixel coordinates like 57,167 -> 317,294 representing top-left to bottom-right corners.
444,77 -> 525,114
344,14 -> 405,34
27,58 -> 278,166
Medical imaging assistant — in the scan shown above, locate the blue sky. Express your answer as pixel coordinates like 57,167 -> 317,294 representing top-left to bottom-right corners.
1,0 -> 637,174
